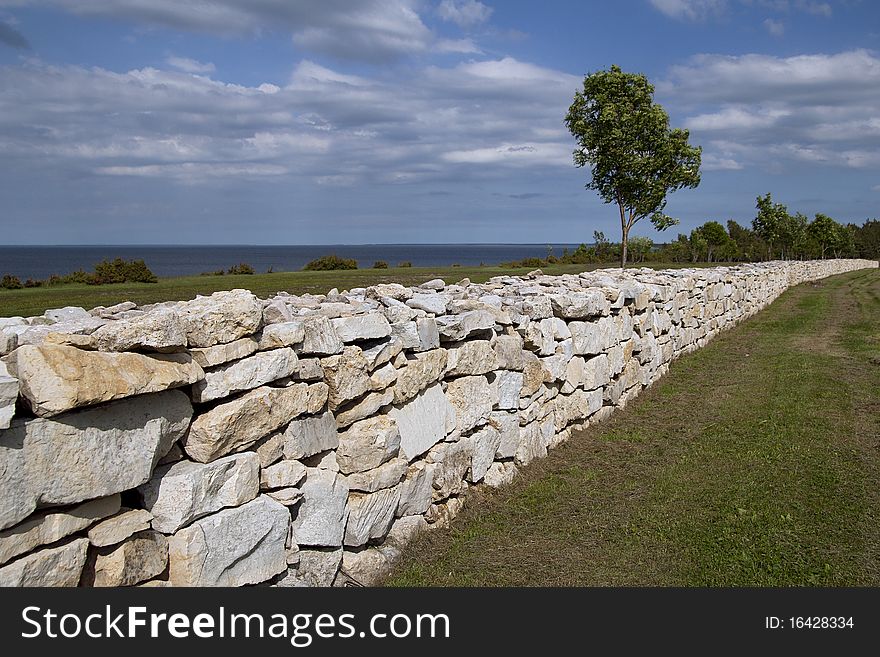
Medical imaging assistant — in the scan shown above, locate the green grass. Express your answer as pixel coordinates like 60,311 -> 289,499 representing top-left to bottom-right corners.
388,268 -> 880,586
0,261 -> 717,318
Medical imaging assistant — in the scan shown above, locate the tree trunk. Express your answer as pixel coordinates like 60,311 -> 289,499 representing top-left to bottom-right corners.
618,201 -> 628,269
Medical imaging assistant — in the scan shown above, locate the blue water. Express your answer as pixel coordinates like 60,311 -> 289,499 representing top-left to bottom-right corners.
0,244 -> 582,280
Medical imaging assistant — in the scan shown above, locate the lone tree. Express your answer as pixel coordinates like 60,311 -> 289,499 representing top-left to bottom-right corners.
565,65 -> 702,268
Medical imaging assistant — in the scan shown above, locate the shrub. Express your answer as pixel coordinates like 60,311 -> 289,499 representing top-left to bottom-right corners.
372,260 -> 389,269
92,258 -> 157,284
46,274 -> 63,286
397,261 -> 412,268
451,263 -> 461,267
227,263 -> 255,275
23,278 -> 42,288
303,254 -> 358,271
62,269 -> 94,285
0,274 -> 23,289
123,259 -> 158,283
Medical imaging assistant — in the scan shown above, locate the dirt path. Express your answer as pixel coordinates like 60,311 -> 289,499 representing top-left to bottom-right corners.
388,268 -> 880,586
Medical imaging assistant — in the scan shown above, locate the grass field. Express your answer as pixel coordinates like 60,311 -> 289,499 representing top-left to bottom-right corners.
0,261 -> 720,318
388,267 -> 880,586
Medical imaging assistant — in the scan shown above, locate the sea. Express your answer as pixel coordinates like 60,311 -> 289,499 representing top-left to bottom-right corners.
0,244 -> 583,281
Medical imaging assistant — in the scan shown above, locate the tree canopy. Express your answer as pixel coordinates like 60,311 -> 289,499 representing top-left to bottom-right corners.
565,64 -> 702,267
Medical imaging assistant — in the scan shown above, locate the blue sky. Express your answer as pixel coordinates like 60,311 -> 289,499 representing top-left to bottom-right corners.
0,0 -> 877,244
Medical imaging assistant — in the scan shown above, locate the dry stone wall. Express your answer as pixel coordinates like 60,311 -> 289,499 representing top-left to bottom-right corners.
0,259 -> 875,587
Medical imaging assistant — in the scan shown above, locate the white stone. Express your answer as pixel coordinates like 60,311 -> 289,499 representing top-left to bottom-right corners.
91,308 -> 188,352
490,410 -> 519,459
299,315 -> 344,355
320,346 -> 371,410
258,321 -> 306,350
0,361 -> 17,429
169,495 -> 290,586
0,390 -> 191,531
4,344 -> 203,417
336,415 -> 401,474
435,310 -> 496,341
492,333 -> 525,370
189,337 -> 259,368
334,388 -> 393,429
176,289 -> 263,348
406,294 -> 447,315
0,538 -> 88,587
139,452 -> 260,534
396,462 -> 434,517
283,411 -> 339,460
0,495 -> 120,567
345,458 -> 407,493
291,469 -> 349,548
416,317 -> 440,351
445,340 -> 496,376
261,460 -> 307,490
550,291 -> 610,318
445,375 -> 496,433
428,440 -> 473,500
275,548 -> 342,587
183,383 -> 317,463
192,348 -> 298,403
495,370 -> 523,410
392,349 -> 447,404
483,461 -> 518,488
467,425 -> 502,482
88,509 -> 154,547
344,486 -> 400,547
331,314 -> 391,343
388,383 -> 455,461
89,531 -> 168,587
369,363 -> 398,391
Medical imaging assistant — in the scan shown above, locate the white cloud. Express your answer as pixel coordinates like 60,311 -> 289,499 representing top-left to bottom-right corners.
166,56 -> 215,74
436,0 -> 493,28
0,55 -> 578,186
762,18 -> 784,36
648,0 -> 725,20
663,50 -> 880,171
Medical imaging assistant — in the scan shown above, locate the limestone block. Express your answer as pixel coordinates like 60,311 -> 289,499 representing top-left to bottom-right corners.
388,383 -> 456,461
416,317 -> 440,351
261,460 -> 307,490
334,388 -> 394,429
0,538 -> 89,587
189,337 -> 259,368
258,321 -> 306,350
392,349 -> 447,404
4,344 -> 203,417
169,496 -> 290,586
0,495 -> 120,567
139,452 -> 260,534
321,346 -> 371,410
291,469 -> 349,548
91,308 -> 187,352
299,315 -> 344,355
445,340 -> 496,377
435,310 -> 495,341
344,486 -> 400,547
336,416 -> 401,474
191,348 -> 298,403
344,458 -> 407,493
90,531 -> 168,587
176,289 -> 263,348
467,425 -> 502,483
492,333 -> 524,370
0,390 -> 191,531
490,410 -> 519,459
0,361 -> 17,429
396,462 -> 434,517
483,461 -> 518,488
183,383 -> 315,463
446,375 -> 495,433
406,293 -> 447,315
88,509 -> 153,547
274,548 -> 342,587
331,314 -> 391,343
283,411 -> 339,460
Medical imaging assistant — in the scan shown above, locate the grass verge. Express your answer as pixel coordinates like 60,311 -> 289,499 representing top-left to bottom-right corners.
387,268 -> 880,586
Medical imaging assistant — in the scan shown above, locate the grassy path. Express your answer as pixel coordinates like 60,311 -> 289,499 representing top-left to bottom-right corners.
388,268 -> 880,586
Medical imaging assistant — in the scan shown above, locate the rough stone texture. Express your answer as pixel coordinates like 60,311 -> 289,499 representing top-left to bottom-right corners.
467,425 -> 502,483
139,452 -> 260,534
191,348 -> 298,403
495,370 -> 523,410
490,410 -> 519,459
550,291 -> 609,319
0,390 -> 191,531
0,538 -> 89,587
3,344 -> 203,417
0,495 -> 120,567
336,416 -> 401,474
393,348 -> 447,404
91,308 -> 187,352
445,340 -> 496,377
189,337 -> 259,368
283,411 -> 339,460
388,383 -> 456,461
0,361 -> 17,429
331,314 -> 392,343
261,460 -> 307,490
396,462 -> 434,517
345,458 -> 407,493
321,346 -> 371,410
274,548 -> 342,587
445,375 -> 496,433
183,383 -> 315,462
436,310 -> 496,341
334,388 -> 394,429
300,315 -> 344,355
483,461 -> 518,488
369,363 -> 398,391
258,321 -> 305,350
169,495 -> 290,587
344,486 -> 400,547
90,531 -> 168,587
176,289 -> 263,348
88,509 -> 154,547
428,441 -> 473,500
292,469 -> 349,547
